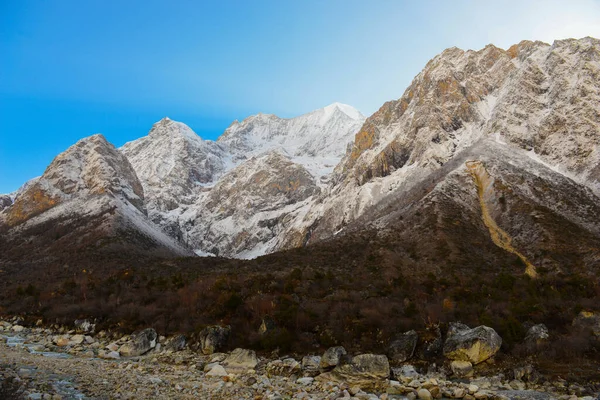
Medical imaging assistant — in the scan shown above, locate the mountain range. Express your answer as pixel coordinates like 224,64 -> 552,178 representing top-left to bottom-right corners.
1,37 -> 599,277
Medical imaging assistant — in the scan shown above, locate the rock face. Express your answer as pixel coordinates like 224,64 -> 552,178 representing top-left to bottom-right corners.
0,134 -> 191,262
197,326 -> 230,355
120,118 -> 228,236
321,354 -> 390,387
387,330 -> 418,363
119,328 -> 158,357
443,325 -> 502,364
183,151 -> 320,257
0,195 -> 12,211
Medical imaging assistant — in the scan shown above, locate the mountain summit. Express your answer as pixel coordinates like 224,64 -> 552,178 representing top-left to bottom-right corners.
118,103 -> 365,254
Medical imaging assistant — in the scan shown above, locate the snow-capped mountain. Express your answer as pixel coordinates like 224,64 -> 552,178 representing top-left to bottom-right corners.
120,103 -> 365,255
0,134 -> 191,260
277,37 -> 600,270
2,38 -> 599,266
218,102 -> 365,179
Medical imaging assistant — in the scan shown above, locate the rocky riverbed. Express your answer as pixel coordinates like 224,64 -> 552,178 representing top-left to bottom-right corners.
0,319 -> 598,400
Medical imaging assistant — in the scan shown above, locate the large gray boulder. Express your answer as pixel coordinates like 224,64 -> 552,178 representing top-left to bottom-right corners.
387,330 -> 418,363
119,328 -> 157,357
320,346 -> 347,371
317,354 -> 390,388
197,325 -> 230,355
443,325 -> 502,364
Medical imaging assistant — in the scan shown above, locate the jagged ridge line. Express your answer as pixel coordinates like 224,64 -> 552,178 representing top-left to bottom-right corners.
465,160 -> 538,278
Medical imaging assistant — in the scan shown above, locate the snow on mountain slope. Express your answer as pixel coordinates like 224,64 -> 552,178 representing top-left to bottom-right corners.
218,102 -> 365,179
276,37 -> 600,253
0,134 -> 191,258
120,103 -> 365,257
121,118 -> 229,209
179,151 -> 320,258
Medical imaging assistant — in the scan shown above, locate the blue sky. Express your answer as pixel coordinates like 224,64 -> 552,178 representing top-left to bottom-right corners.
1,0 -> 600,193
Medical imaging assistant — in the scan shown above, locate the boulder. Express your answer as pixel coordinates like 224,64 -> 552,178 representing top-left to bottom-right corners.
165,334 -> 186,352
320,346 -> 347,371
223,348 -> 258,373
301,355 -> 321,377
443,325 -> 502,364
266,358 -> 301,377
450,360 -> 474,378
53,336 -> 70,347
417,388 -> 433,400
11,325 -> 24,333
388,330 -> 418,363
69,334 -> 85,345
197,325 -> 230,355
119,328 -> 157,357
524,324 -> 549,349
319,354 -> 390,388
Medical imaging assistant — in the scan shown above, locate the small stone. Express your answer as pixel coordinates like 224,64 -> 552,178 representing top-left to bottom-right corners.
296,377 -> 314,385
12,325 -> 25,332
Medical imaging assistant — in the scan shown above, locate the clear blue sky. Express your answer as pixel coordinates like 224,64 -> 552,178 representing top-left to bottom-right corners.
1,0 -> 600,193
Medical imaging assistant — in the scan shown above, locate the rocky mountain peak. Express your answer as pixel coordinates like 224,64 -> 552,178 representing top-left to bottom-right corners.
336,37 -> 600,190
1,133 -> 144,227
